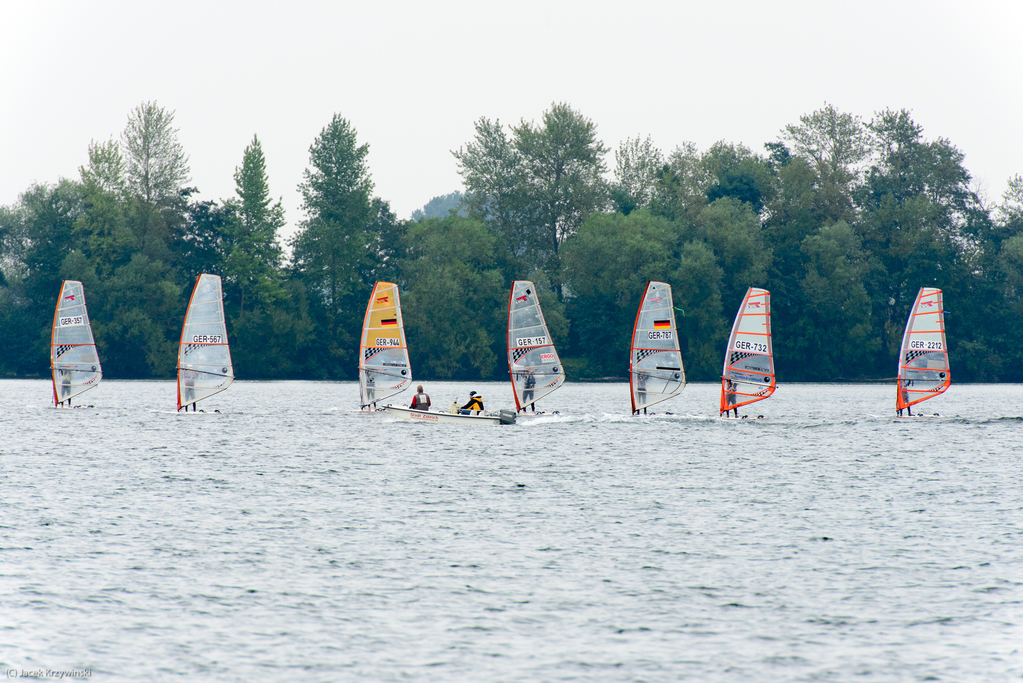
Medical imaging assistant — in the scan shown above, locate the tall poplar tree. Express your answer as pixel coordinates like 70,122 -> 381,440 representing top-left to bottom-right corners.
227,134 -> 285,314
291,114 -> 375,367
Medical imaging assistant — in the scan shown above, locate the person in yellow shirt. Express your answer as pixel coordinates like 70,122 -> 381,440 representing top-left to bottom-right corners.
460,391 -> 484,414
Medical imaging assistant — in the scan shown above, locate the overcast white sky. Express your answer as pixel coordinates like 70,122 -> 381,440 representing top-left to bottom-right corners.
2,0 -> 1020,238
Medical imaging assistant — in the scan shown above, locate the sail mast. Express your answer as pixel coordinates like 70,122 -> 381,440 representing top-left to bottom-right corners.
177,274 -> 233,411
896,287 -> 950,413
507,280 -> 565,412
629,281 -> 685,413
358,281 -> 412,409
50,280 -> 102,406
720,287 -> 775,415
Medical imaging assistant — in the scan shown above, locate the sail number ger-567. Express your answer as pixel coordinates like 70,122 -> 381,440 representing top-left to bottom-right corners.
191,334 -> 224,344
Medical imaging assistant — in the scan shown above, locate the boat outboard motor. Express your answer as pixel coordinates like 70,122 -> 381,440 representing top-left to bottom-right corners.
498,409 -> 517,425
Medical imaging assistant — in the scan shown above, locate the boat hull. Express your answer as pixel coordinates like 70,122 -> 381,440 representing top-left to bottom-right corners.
384,405 -> 515,425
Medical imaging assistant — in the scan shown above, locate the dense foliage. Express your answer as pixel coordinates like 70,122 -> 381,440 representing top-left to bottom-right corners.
2,102 -> 1022,382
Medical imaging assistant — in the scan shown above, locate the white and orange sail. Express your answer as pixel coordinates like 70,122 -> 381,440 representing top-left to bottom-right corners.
507,280 -> 565,411
720,287 -> 775,415
51,280 -> 102,406
177,274 -> 233,411
630,281 -> 685,413
359,282 -> 412,409
896,287 -> 950,413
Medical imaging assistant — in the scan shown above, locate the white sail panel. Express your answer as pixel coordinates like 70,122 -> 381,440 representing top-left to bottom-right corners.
51,280 -> 102,405
630,281 -> 685,412
507,280 -> 565,411
720,287 -> 775,415
897,287 -> 949,411
359,282 -> 412,408
177,274 -> 233,409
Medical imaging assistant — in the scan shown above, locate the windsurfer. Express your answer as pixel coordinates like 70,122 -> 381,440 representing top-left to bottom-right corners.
723,378 -> 738,417
634,371 -> 648,415
183,369 -> 196,407
364,370 -> 377,409
898,382 -> 912,416
410,385 -> 431,411
520,369 -> 536,413
60,370 -> 71,403
460,391 -> 484,415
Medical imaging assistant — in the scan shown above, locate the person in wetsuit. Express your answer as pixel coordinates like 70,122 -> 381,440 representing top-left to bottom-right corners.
410,385 -> 431,411
460,391 -> 484,415
520,369 -> 536,413
723,378 -> 738,417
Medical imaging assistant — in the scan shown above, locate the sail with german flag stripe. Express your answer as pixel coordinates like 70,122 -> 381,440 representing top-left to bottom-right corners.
720,287 -> 775,416
359,282 -> 412,409
630,282 -> 685,413
896,287 -> 949,414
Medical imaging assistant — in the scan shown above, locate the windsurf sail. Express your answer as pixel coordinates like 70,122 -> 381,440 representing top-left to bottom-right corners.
896,287 -> 949,412
630,281 -> 685,413
51,280 -> 102,406
177,274 -> 233,410
508,280 -> 565,411
359,281 -> 412,408
720,287 -> 775,415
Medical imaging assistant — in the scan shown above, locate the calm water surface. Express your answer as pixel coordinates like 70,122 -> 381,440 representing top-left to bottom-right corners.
1,379 -> 1021,681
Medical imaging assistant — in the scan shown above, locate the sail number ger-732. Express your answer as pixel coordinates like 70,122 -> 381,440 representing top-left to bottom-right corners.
734,340 -> 768,353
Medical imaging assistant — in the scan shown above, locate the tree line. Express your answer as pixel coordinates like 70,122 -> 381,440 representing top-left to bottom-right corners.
2,101 -> 1022,382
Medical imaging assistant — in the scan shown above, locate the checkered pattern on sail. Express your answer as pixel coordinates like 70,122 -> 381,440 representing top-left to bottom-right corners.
183,343 -> 203,357
905,350 -> 927,363
364,347 -> 383,361
512,347 -> 529,363
730,351 -> 755,364
54,344 -> 75,359
636,348 -> 658,363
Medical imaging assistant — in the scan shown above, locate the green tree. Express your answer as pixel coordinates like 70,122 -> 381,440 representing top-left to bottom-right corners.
792,221 -> 878,379
454,103 -> 609,286
121,101 -> 191,260
649,141 -> 713,224
411,191 -> 465,221
782,103 -> 870,223
225,135 -> 285,315
561,211 -> 676,376
291,114 -> 376,373
695,197 -> 773,309
398,216 -> 506,379
612,135 -> 663,214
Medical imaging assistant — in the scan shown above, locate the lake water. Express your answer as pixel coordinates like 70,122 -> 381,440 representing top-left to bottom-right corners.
1,379 -> 1021,682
